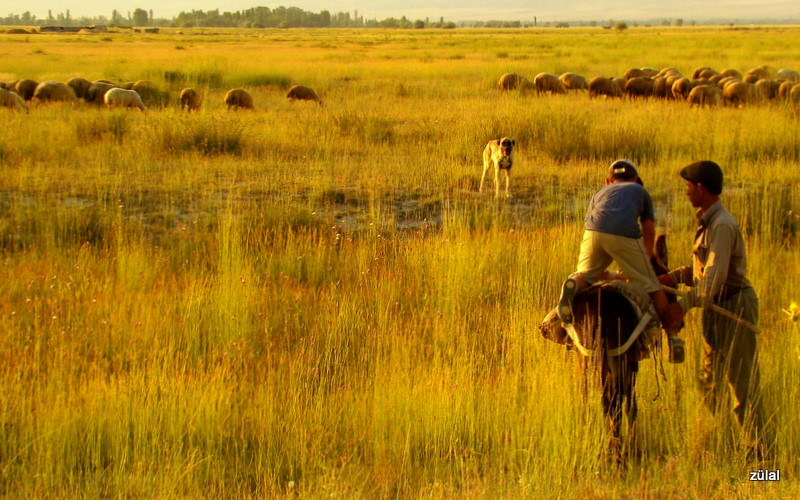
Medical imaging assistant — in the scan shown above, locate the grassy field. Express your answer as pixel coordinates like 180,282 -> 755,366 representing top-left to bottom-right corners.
1,26 -> 800,498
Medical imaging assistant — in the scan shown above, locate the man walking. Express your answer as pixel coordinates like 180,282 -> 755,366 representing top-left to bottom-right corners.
659,160 -> 770,460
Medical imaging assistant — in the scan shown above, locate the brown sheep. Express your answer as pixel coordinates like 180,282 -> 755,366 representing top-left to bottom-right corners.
692,67 -> 714,79
623,68 -> 647,80
699,69 -> 719,80
131,80 -> 168,107
0,87 -> 29,113
790,84 -> 800,104
179,88 -> 201,111
656,67 -> 681,79
286,84 -> 323,106
723,81 -> 766,106
559,72 -> 588,91
86,81 -> 117,105
588,76 -> 623,99
719,68 -> 743,80
104,88 -> 146,110
688,85 -> 724,108
652,77 -> 671,99
224,88 -> 254,110
496,73 -> 534,92
671,77 -> 693,100
15,79 -> 38,101
754,79 -> 780,100
639,67 -> 659,78
775,68 -> 800,82
32,81 -> 77,103
718,76 -> 740,90
744,66 -> 771,84
624,77 -> 654,99
779,81 -> 798,100
533,72 -> 566,94
66,77 -> 92,100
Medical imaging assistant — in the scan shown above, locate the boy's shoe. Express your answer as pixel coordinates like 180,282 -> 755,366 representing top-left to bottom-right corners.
668,335 -> 685,364
557,279 -> 578,325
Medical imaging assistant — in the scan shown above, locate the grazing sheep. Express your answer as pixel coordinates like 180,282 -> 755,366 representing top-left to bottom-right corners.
623,68 -> 647,80
717,76 -> 739,90
32,81 -> 77,103
588,76 -> 622,99
723,81 -> 766,106
652,77 -> 671,99
790,84 -> 800,104
15,79 -> 38,101
533,73 -> 567,94
639,67 -> 659,78
779,81 -> 798,100
744,66 -> 771,84
496,73 -> 533,92
286,84 -> 323,106
624,77 -> 654,99
656,67 -> 681,79
699,69 -> 719,80
224,88 -> 254,110
709,74 -> 725,86
719,68 -> 743,80
66,77 -> 92,100
0,87 -> 29,113
120,81 -> 136,90
775,68 -> 800,83
611,77 -> 626,94
131,80 -> 168,107
688,85 -> 724,108
104,88 -> 146,110
754,78 -> 780,100
86,81 -> 117,104
179,88 -> 201,111
671,77 -> 693,100
559,72 -> 588,91
692,67 -> 714,79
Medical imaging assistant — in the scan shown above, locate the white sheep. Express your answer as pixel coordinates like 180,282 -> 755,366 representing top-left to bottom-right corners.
104,88 -> 147,111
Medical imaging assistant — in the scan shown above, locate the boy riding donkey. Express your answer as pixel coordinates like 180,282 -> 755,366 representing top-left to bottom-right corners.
556,159 -> 686,362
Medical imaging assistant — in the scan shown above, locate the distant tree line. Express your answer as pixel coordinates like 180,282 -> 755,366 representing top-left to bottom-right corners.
6,7 -> 759,29
0,7 -> 464,29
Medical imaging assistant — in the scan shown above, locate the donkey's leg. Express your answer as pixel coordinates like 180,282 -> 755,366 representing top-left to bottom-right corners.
624,360 -> 641,461
602,356 -> 624,468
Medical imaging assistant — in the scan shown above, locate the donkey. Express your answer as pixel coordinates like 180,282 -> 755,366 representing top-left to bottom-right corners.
549,235 -> 671,466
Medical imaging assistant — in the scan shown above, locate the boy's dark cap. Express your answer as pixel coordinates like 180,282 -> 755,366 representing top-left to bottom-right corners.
680,160 -> 723,195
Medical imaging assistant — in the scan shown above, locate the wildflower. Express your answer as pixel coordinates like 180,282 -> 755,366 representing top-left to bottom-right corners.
783,301 -> 800,322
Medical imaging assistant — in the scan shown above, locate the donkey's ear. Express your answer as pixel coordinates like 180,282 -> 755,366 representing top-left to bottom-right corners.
654,233 -> 668,267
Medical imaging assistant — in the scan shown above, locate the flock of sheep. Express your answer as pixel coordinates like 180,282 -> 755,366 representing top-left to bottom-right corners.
498,65 -> 800,107
3,65 -> 799,114
0,77 -> 324,113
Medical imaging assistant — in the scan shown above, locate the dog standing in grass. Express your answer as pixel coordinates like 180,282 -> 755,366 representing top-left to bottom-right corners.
480,137 -> 516,198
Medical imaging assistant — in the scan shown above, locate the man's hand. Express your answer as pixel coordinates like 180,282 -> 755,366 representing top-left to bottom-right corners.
658,273 -> 675,287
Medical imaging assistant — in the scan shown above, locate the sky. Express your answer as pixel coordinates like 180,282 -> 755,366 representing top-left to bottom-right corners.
12,1 -> 800,23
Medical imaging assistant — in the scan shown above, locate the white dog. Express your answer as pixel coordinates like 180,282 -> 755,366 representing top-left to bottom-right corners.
480,137 -> 515,198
